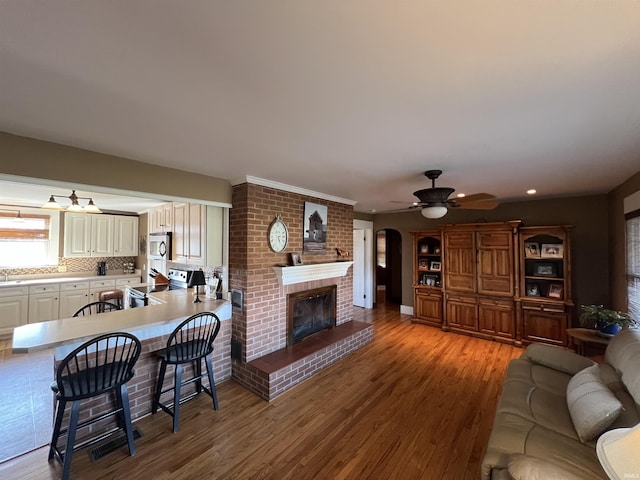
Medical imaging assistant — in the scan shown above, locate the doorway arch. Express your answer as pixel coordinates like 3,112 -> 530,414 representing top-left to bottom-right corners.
376,229 -> 402,305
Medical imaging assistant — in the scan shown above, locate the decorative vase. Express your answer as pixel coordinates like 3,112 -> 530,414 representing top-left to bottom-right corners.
597,321 -> 621,337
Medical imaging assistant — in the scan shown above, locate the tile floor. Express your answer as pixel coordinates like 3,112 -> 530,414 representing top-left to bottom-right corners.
0,339 -> 53,463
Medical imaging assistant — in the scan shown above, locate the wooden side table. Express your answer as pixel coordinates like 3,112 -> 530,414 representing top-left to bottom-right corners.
567,328 -> 611,356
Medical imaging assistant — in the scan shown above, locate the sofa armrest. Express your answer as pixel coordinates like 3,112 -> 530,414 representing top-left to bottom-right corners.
522,343 -> 596,375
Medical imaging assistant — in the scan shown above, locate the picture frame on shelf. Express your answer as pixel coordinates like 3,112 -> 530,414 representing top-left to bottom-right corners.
526,282 -> 541,297
418,259 -> 429,270
290,252 -> 303,266
540,243 -> 563,258
547,284 -> 564,299
534,262 -> 558,277
430,261 -> 441,271
524,242 -> 540,258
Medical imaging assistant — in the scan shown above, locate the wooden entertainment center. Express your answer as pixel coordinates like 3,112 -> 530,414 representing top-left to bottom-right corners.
412,221 -> 573,346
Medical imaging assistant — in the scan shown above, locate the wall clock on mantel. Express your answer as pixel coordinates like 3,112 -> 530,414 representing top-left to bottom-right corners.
268,215 -> 289,253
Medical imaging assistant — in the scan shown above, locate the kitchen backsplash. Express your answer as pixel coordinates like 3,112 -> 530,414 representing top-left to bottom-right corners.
0,257 -> 137,276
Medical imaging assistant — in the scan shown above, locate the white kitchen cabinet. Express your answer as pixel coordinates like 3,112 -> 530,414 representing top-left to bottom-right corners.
172,202 -> 205,266
89,279 -> 117,302
64,213 -> 138,257
59,281 -> 90,318
206,206 -> 225,268
0,286 -> 29,336
150,204 -> 173,234
28,284 -> 60,323
114,216 -> 139,256
64,213 -> 114,257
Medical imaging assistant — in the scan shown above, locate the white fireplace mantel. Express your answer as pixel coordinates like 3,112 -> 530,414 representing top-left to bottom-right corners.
272,261 -> 354,286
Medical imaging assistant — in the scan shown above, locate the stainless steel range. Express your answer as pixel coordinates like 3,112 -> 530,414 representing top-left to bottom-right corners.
127,268 -> 193,307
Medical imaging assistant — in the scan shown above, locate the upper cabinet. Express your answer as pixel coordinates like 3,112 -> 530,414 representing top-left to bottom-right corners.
150,204 -> 173,234
113,216 -> 139,257
172,202 -> 206,266
519,226 -> 573,346
64,213 -> 138,258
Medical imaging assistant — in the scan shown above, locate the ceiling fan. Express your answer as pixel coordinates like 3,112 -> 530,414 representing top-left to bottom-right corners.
409,170 -> 498,219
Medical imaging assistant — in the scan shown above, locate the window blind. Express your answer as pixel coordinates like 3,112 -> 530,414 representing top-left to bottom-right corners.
626,209 -> 640,321
0,212 -> 50,239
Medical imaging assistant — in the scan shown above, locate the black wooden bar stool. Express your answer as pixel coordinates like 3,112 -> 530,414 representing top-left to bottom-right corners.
49,332 -> 141,480
151,312 -> 221,433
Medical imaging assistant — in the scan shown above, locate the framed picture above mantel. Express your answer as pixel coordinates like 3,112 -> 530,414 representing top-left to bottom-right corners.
303,201 -> 327,253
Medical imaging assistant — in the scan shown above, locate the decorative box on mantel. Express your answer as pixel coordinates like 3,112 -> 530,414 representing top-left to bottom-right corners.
272,261 -> 354,286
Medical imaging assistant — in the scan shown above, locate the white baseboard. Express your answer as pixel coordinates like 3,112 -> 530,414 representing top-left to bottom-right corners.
400,305 -> 413,316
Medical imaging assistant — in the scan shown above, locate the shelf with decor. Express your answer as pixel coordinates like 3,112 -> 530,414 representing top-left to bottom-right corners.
519,226 -> 574,346
412,231 -> 443,327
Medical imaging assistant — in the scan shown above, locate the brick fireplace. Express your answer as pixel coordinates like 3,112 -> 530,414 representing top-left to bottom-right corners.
228,179 -> 373,400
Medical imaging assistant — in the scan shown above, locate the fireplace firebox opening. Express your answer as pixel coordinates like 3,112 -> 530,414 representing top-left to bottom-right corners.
287,285 -> 337,346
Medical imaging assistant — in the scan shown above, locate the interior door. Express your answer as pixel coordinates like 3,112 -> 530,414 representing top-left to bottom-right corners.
353,229 -> 365,307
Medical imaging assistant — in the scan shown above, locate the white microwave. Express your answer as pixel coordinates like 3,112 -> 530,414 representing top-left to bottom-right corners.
149,232 -> 172,260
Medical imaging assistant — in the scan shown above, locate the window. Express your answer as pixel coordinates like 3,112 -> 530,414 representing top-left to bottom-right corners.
626,210 -> 640,321
0,208 -> 59,267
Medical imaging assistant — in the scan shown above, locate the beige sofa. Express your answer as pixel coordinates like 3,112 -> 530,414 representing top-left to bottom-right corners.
482,329 -> 640,479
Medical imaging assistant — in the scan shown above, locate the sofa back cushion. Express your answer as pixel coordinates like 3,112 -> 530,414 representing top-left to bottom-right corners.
604,329 -> 640,404
567,365 -> 622,442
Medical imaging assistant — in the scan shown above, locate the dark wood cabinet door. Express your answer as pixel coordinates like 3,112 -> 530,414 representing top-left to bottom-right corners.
445,294 -> 478,331
476,231 -> 514,296
415,290 -> 442,325
444,232 -> 476,292
479,298 -> 515,339
522,307 -> 567,346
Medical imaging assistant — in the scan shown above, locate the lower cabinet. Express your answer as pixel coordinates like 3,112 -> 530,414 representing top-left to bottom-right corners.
28,285 -> 60,323
0,286 -> 29,336
479,298 -> 516,340
445,292 -> 517,343
59,282 -> 90,318
89,279 -> 117,302
521,300 -> 569,346
445,293 -> 478,332
413,288 -> 442,326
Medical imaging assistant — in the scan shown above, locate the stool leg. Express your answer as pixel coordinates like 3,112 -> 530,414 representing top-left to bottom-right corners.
49,397 -> 66,461
204,355 -> 218,410
173,364 -> 183,433
117,384 -> 136,456
152,360 -> 167,414
195,359 -> 203,394
61,401 -> 80,480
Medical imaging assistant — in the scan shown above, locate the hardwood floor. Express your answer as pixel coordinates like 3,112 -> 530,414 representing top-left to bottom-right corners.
0,300 -> 522,480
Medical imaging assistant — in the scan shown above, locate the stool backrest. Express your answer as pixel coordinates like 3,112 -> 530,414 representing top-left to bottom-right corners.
72,301 -> 122,317
55,332 -> 141,400
165,312 -> 221,363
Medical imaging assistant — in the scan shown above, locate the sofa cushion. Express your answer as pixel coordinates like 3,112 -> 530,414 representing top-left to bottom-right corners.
567,365 -> 623,442
508,454 -> 586,480
596,363 -> 640,430
604,329 -> 640,403
497,378 -> 578,440
505,358 -> 573,393
523,343 -> 596,375
481,412 -> 607,480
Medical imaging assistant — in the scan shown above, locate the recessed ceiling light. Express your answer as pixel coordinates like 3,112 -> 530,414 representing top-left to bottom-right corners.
457,193 -> 466,198
370,209 -> 376,213
527,189 -> 537,195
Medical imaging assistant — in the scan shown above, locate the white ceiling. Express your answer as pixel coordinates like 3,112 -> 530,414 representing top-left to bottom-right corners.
1,1 -> 640,214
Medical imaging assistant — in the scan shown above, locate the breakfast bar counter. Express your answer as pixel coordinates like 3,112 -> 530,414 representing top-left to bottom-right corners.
12,288 -> 231,355
12,289 -> 233,426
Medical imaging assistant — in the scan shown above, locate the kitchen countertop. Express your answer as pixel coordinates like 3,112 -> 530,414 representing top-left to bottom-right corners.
0,270 -> 142,288
12,287 -> 231,355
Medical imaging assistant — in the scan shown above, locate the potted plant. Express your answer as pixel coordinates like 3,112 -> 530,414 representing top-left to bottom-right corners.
579,305 -> 637,337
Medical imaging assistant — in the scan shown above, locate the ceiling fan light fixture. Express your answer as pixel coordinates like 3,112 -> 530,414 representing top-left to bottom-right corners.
421,206 -> 448,219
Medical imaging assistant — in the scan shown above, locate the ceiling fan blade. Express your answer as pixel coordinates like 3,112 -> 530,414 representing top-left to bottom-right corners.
455,193 -> 495,204
456,200 -> 499,210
